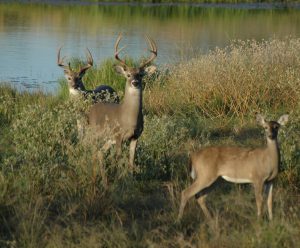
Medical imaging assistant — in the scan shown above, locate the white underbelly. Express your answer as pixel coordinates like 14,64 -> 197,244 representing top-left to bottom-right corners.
222,176 -> 252,184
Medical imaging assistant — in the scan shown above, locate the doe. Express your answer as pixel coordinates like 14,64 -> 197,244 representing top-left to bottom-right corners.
87,34 -> 157,168
178,113 -> 289,221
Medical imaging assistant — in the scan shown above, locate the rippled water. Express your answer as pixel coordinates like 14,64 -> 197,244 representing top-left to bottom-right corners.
0,2 -> 299,93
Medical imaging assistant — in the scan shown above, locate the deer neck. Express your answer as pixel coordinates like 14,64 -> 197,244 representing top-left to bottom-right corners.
265,137 -> 280,175
121,85 -> 142,124
69,88 -> 81,96
69,80 -> 87,96
266,137 -> 279,155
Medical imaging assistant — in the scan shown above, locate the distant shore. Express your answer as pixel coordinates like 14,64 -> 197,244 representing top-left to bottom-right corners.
2,0 -> 300,8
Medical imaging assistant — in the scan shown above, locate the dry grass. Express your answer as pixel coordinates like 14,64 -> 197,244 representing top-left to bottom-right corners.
145,38 -> 300,121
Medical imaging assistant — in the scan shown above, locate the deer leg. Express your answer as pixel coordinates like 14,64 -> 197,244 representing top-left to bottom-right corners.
265,182 -> 273,221
177,178 -> 216,221
129,139 -> 138,168
196,194 -> 212,220
254,181 -> 264,218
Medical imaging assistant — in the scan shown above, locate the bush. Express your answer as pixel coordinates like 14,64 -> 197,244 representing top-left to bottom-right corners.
279,107 -> 300,189
0,97 -> 135,246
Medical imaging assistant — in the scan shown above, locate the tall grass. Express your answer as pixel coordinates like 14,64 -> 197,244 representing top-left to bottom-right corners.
145,38 -> 300,120
0,38 -> 299,247
29,0 -> 300,4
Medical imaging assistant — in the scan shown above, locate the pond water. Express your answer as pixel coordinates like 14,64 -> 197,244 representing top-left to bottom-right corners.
0,2 -> 299,93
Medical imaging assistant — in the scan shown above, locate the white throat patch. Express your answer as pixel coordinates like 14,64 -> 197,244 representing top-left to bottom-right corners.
69,88 -> 80,96
128,86 -> 140,95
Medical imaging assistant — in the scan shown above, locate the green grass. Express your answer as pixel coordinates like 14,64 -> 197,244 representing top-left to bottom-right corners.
36,0 -> 299,3
16,0 -> 300,3
0,38 -> 300,247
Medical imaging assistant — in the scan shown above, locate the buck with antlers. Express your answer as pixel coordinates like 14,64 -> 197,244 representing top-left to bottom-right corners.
87,34 -> 157,168
177,113 -> 289,221
57,47 -> 119,103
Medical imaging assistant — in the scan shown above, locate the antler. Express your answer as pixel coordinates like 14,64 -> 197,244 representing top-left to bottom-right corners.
114,34 -> 127,66
139,35 -> 157,68
79,48 -> 94,74
57,46 -> 72,71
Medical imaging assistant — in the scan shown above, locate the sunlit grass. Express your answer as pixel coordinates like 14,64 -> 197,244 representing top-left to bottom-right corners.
145,38 -> 300,121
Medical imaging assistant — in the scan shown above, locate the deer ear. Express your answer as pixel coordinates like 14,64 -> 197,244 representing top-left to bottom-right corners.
144,65 -> 156,75
114,65 -> 126,75
277,114 -> 289,126
79,70 -> 86,77
256,113 -> 266,126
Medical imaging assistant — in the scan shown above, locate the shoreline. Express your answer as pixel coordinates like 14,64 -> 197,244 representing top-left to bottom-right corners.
1,0 -> 300,10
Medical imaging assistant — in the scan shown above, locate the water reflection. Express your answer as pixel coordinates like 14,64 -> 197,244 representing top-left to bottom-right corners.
0,3 -> 299,92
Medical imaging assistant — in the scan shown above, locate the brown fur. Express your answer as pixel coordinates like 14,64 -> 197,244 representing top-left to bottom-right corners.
86,35 -> 157,168
178,114 -> 288,221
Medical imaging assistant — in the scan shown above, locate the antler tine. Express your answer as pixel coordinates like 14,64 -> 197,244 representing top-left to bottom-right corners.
57,46 -> 66,67
79,48 -> 94,74
86,48 -> 94,66
57,46 -> 72,71
114,34 -> 127,66
147,35 -> 158,55
140,35 -> 157,68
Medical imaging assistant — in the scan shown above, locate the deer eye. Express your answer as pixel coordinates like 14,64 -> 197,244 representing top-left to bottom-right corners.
68,77 -> 71,80
127,74 -> 131,78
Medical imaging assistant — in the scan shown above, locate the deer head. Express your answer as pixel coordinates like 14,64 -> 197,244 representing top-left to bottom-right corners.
114,34 -> 157,90
256,113 -> 289,140
57,47 -> 94,93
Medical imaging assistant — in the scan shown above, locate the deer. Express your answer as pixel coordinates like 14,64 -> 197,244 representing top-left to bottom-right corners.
87,34 -> 157,168
177,113 -> 289,222
57,47 -> 119,103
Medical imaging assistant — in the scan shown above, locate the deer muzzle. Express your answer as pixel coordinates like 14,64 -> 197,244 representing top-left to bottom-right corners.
131,80 -> 139,87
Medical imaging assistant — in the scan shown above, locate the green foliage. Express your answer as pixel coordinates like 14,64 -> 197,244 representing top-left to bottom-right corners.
0,96 -> 133,246
11,0 -> 300,4
279,107 -> 300,189
137,115 -> 190,180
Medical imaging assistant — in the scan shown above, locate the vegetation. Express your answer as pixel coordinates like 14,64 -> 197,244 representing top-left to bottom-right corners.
1,3 -> 299,30
0,38 -> 300,247
10,0 -> 300,4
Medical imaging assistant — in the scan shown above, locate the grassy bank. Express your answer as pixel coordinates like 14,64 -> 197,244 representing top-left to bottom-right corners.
11,0 -> 300,4
72,0 -> 299,4
0,38 -> 299,247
